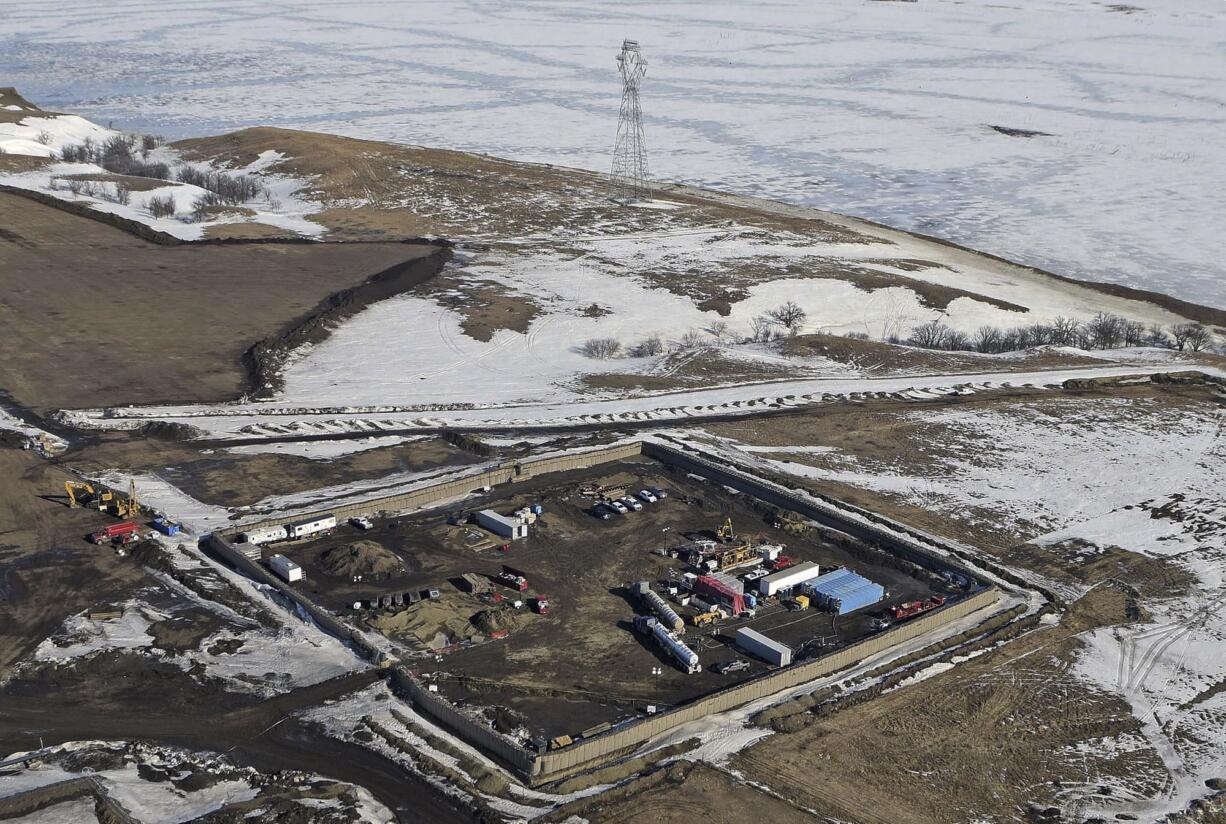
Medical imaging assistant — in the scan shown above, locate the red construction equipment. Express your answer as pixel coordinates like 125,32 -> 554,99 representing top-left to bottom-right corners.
89,521 -> 139,544
891,595 -> 947,621
497,571 -> 528,592
531,597 -> 551,615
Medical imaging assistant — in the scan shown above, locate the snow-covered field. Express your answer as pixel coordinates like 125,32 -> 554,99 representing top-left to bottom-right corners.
697,395 -> 1226,818
2,0 -> 1222,308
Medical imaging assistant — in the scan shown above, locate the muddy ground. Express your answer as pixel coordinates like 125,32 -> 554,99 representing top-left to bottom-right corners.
0,450 -> 149,671
0,191 -> 438,411
269,458 -> 952,741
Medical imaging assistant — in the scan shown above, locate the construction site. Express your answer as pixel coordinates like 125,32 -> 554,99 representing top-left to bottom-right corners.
192,441 -> 992,781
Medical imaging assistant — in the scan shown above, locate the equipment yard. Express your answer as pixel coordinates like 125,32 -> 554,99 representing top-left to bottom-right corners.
230,454 -> 972,746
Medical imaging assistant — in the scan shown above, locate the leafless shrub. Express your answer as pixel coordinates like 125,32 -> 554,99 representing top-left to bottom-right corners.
580,338 -> 621,359
36,130 -> 52,146
115,183 -> 131,205
629,335 -> 663,357
148,193 -> 177,218
678,328 -> 711,350
177,166 -> 263,204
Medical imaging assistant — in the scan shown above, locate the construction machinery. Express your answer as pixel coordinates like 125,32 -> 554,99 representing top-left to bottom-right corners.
891,595 -> 947,621
90,521 -> 139,545
691,610 -> 721,628
716,517 -> 736,543
111,479 -> 141,519
64,481 -> 97,509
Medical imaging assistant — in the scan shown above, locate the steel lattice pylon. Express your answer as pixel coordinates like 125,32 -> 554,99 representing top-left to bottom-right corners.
610,39 -> 649,203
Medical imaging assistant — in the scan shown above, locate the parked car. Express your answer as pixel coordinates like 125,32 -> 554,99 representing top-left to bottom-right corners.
591,504 -> 612,520
607,500 -> 629,515
637,489 -> 658,504
714,660 -> 750,675
350,516 -> 374,530
648,487 -> 669,499
620,496 -> 643,512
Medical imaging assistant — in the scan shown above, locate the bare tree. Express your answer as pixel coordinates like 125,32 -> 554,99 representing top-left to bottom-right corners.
1085,312 -> 1125,349
36,130 -> 52,146
749,315 -> 775,343
908,320 -> 954,350
1121,320 -> 1147,347
1050,316 -> 1080,347
1146,324 -> 1171,348
1171,323 -> 1212,352
580,338 -> 622,359
709,320 -> 729,343
973,325 -> 1003,354
115,183 -> 131,206
768,301 -> 807,335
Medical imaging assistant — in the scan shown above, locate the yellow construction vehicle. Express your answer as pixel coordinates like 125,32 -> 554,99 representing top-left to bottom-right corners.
691,610 -> 721,628
716,517 -> 735,543
111,479 -> 141,519
64,481 -> 96,509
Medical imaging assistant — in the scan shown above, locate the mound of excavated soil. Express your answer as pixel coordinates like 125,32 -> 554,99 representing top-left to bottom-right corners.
319,541 -> 405,579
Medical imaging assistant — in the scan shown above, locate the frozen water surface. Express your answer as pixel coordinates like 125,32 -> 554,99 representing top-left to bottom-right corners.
1,0 -> 1222,307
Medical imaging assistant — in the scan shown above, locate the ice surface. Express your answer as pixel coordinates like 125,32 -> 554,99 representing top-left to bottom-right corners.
2,0 -> 1222,307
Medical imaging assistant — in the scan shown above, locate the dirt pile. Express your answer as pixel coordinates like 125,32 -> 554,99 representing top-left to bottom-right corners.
319,541 -> 405,580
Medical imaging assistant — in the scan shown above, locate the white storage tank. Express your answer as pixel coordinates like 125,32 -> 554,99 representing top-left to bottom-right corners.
239,525 -> 288,545
286,514 -> 337,540
269,554 -> 303,583
735,627 -> 792,666
476,510 -> 528,539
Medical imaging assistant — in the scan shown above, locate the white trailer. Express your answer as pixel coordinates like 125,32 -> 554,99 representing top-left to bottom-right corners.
286,514 -> 337,540
239,524 -> 288,545
476,510 -> 527,540
758,561 -> 821,597
735,627 -> 792,666
269,554 -> 303,583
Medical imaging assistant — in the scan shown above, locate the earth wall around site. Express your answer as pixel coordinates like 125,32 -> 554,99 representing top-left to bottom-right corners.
207,439 -> 1006,785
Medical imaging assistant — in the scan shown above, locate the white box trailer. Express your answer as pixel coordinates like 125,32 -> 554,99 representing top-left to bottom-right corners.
269,554 -> 303,583
476,510 -> 527,540
239,524 -> 289,545
286,514 -> 337,540
735,627 -> 792,667
758,561 -> 821,597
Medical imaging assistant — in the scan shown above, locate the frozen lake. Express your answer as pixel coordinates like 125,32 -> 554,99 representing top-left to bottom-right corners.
2,0 -> 1223,308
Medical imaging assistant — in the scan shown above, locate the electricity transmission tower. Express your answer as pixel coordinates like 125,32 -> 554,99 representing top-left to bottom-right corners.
610,39 -> 649,202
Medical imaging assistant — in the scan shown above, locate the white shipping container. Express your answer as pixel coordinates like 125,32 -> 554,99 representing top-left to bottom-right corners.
758,561 -> 821,597
269,554 -> 303,583
286,514 -> 337,539
735,627 -> 792,666
476,510 -> 528,539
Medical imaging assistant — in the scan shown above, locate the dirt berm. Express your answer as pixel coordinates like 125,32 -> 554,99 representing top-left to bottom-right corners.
319,541 -> 406,579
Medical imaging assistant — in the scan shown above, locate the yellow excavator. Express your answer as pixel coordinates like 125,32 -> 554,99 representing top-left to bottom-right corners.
64,481 -> 94,508
63,479 -> 139,518
716,517 -> 735,543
